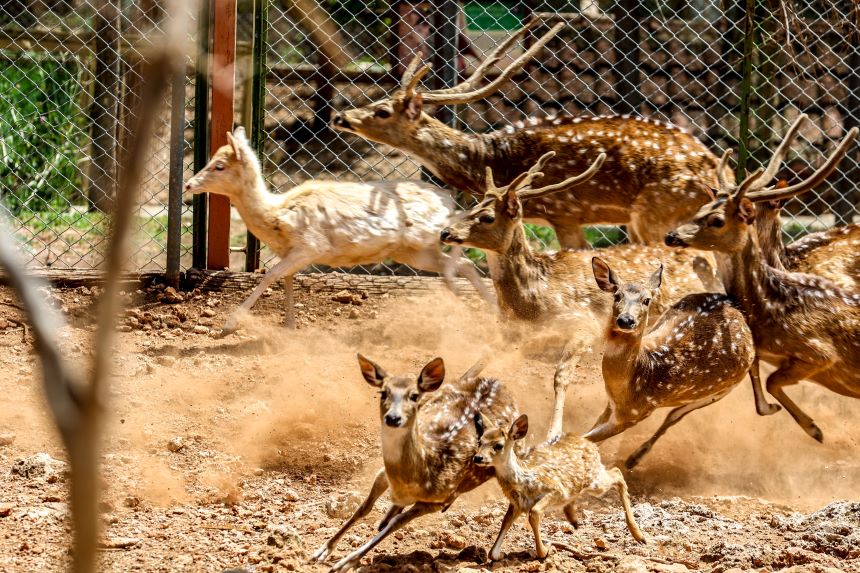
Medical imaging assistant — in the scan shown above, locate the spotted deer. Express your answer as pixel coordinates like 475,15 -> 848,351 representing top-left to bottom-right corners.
473,413 -> 645,561
441,152 -> 718,440
185,126 -> 491,335
585,257 -> 755,468
665,116 -> 860,442
310,355 -> 518,573
331,21 -> 728,248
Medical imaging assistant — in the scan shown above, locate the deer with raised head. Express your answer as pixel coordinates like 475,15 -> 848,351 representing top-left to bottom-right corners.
441,152 -> 718,440
665,117 -> 860,442
585,257 -> 755,468
473,413 -> 645,561
310,355 -> 518,573
185,126 -> 491,335
332,21 -> 728,247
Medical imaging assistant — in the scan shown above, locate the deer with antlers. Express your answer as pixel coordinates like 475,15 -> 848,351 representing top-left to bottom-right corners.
441,152 -> 718,440
310,356 -> 518,572
332,21 -> 727,248
665,116 -> 860,442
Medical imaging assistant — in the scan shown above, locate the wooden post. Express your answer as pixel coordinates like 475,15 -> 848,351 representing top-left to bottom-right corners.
245,0 -> 268,272
612,0 -> 644,115
736,0 -> 757,180
192,0 -> 211,269
207,0 -> 236,270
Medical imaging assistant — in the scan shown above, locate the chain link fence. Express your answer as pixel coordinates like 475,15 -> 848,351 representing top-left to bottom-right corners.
1,1 -> 858,276
0,0 -> 195,271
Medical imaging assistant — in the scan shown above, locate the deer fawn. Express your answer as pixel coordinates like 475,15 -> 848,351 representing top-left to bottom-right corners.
441,152 -> 718,440
585,257 -> 755,468
473,413 -> 645,561
310,355 -> 517,572
185,127 -> 491,335
665,115 -> 860,442
332,21 -> 727,248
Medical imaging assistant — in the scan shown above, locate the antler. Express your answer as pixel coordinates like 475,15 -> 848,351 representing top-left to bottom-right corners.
745,126 -> 858,203
715,149 -> 733,193
517,152 -> 606,201
459,356 -> 491,383
415,22 -> 564,105
401,50 -> 432,98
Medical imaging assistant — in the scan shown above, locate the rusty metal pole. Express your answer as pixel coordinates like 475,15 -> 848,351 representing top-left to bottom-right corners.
207,0 -> 236,270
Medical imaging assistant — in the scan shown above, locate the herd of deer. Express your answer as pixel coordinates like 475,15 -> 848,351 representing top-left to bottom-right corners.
184,21 -> 860,571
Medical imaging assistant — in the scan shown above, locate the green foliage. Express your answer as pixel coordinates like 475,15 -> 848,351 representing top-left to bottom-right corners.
0,51 -> 87,214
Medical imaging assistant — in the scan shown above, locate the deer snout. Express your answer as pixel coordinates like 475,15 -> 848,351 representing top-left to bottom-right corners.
472,454 -> 487,465
664,231 -> 687,248
384,413 -> 403,427
440,228 -> 461,244
331,113 -> 352,131
616,314 -> 636,331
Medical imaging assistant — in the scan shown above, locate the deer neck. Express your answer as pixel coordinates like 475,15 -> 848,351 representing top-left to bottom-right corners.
410,113 -> 488,193
487,227 -> 552,321
722,229 -> 777,319
380,418 -> 426,481
494,445 -> 529,487
601,326 -> 644,404
754,209 -> 787,270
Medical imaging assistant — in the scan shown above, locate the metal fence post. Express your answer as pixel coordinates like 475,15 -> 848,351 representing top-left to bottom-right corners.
612,0 -> 644,115
166,65 -> 186,286
245,0 -> 268,272
432,0 -> 459,128
192,0 -> 211,269
736,0 -> 757,179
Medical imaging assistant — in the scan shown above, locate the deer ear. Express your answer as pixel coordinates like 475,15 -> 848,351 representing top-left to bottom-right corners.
592,257 -> 619,293
503,190 -> 521,218
418,357 -> 445,392
226,131 -> 243,162
474,411 -> 491,439
405,93 -> 423,121
510,414 -> 529,441
647,264 -> 664,291
357,354 -> 387,387
737,197 -> 756,224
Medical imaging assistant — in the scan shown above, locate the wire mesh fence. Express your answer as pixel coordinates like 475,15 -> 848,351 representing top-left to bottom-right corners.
0,0 -> 195,271
1,1 -> 857,276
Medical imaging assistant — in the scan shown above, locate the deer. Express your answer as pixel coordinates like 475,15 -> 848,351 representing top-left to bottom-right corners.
441,151 -> 720,441
331,20 -> 729,248
473,413 -> 646,561
310,355 -> 518,573
664,115 -> 860,442
585,257 -> 755,468
184,126 -> 492,336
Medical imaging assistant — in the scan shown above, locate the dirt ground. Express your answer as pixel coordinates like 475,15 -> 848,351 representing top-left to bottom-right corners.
0,279 -> 858,573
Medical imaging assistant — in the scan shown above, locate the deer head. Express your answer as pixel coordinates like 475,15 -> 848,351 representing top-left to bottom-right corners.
441,151 -> 605,251
472,412 -> 528,467
330,21 -> 564,146
592,257 -> 663,334
357,354 -> 445,429
184,126 -> 261,201
665,115 -> 858,253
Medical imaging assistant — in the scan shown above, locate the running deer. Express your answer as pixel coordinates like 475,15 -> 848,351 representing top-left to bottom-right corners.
585,257 -> 755,468
755,197 -> 860,291
310,356 -> 518,572
185,127 -> 491,335
331,21 -> 727,248
441,152 -> 717,440
665,116 -> 860,442
473,413 -> 645,561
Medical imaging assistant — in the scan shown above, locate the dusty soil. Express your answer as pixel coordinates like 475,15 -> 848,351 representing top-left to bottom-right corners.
0,279 -> 858,573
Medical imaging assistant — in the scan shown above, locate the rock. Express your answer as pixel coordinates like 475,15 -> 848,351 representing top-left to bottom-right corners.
123,496 -> 141,508
0,318 -> 9,329
160,287 -> 184,304
283,488 -> 299,502
325,491 -> 363,519
117,325 -> 132,332
431,531 -> 467,550
166,437 -> 185,452
266,524 -> 302,551
594,537 -> 608,550
0,432 -> 15,446
156,356 -> 176,367
457,545 -> 487,563
616,557 -> 650,573
11,453 -> 68,483
163,316 -> 181,329
192,325 -> 210,335
202,308 -> 217,318
0,504 -> 13,517
347,308 -> 361,319
97,537 -> 141,549
332,290 -> 354,304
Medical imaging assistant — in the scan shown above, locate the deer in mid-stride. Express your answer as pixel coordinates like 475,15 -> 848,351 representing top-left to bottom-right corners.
441,152 -> 719,440
185,127 -> 491,335
310,355 -> 518,573
332,21 -> 728,247
665,116 -> 860,442
473,413 -> 645,561
585,257 -> 755,468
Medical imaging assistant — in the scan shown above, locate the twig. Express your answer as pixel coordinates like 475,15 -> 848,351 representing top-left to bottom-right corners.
549,540 -> 619,561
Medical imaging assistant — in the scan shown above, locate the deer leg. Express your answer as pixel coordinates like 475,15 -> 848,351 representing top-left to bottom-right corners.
603,467 -> 646,544
766,359 -> 827,442
328,502 -> 443,573
691,255 -> 723,292
283,273 -> 296,329
553,225 -> 588,250
582,405 -> 634,442
625,393 -> 729,470
220,251 -> 311,336
749,355 -> 781,416
377,504 -> 404,531
450,246 -> 496,306
528,500 -> 552,559
489,502 -> 522,561
562,503 -> 580,529
310,469 -> 388,564
548,341 -> 584,441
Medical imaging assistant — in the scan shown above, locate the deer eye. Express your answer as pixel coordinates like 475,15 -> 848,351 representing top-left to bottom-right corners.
379,390 -> 388,400
708,215 -> 725,228
643,298 -> 651,306
409,393 -> 420,402
215,162 -> 225,171
493,443 -> 503,452
479,214 -> 495,224
374,108 -> 392,119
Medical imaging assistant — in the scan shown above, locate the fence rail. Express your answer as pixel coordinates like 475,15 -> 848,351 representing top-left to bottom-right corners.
1,1 -> 857,275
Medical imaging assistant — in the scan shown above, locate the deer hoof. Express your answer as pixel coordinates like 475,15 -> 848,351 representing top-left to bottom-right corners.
309,545 -> 331,563
328,553 -> 361,573
218,319 -> 239,338
757,402 -> 782,416
625,448 -> 648,470
806,423 -> 824,443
